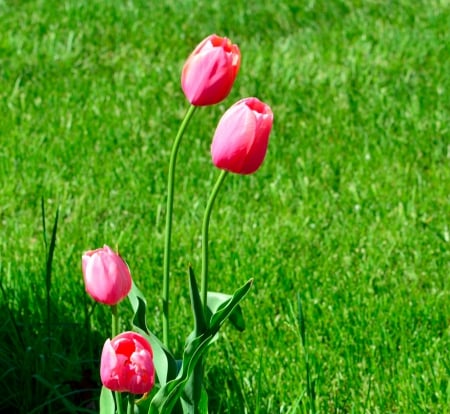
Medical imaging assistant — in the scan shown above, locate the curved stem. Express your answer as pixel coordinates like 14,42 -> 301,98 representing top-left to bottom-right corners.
201,170 -> 228,314
163,104 -> 197,348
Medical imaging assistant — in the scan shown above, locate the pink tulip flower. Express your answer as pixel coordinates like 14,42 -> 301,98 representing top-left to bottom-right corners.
181,34 -> 241,106
100,331 -> 155,394
82,245 -> 132,305
211,97 -> 274,174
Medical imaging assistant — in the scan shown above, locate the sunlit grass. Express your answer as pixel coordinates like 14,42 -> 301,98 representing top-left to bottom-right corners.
1,0 -> 449,412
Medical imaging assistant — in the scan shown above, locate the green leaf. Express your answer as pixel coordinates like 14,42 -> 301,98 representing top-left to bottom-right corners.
180,385 -> 208,414
148,279 -> 253,414
180,398 -> 194,414
148,335 -> 210,414
207,292 -> 246,332
100,386 -> 116,414
188,265 -> 207,335
128,282 -> 150,333
182,266 -> 207,411
128,282 -> 178,386
199,386 -> 208,414
209,279 -> 253,333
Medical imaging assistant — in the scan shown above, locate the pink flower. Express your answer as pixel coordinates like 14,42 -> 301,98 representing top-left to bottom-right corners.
211,97 -> 274,174
82,245 -> 132,305
181,34 -> 241,106
100,331 -> 155,394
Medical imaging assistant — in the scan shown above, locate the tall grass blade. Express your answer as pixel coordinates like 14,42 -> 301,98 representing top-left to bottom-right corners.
297,293 -> 316,414
41,199 -> 60,377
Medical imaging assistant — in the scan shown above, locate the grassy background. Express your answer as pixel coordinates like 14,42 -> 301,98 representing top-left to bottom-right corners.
1,0 -> 449,412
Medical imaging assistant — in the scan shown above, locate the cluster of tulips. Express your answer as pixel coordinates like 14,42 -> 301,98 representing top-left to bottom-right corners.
81,34 -> 273,413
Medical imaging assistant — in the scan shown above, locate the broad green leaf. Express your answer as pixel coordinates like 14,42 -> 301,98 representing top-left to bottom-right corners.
188,266 -> 207,335
207,292 -> 246,332
183,267 -> 207,411
148,334 -> 210,414
199,386 -> 208,414
209,279 -> 253,333
136,396 -> 151,413
148,279 -> 253,414
128,282 -> 150,332
100,386 -> 115,414
180,385 -> 208,414
180,398 -> 194,414
128,283 -> 178,386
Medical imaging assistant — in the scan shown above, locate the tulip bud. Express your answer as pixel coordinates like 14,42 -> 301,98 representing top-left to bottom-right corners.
82,245 -> 132,305
100,331 -> 155,394
211,97 -> 274,174
181,34 -> 241,106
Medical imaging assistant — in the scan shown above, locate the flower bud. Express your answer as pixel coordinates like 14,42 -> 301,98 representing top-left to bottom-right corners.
181,34 -> 240,106
82,245 -> 132,305
211,97 -> 273,174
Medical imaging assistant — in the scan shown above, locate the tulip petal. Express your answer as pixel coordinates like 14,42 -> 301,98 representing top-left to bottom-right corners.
181,34 -> 240,106
100,332 -> 155,395
81,245 -> 132,305
211,97 -> 273,175
100,339 -> 121,391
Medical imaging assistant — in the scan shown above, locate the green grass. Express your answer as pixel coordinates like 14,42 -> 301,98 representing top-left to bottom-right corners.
1,0 -> 449,412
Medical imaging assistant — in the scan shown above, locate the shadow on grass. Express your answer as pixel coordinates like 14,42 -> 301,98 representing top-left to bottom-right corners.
0,200 -> 105,413
0,294 -> 105,414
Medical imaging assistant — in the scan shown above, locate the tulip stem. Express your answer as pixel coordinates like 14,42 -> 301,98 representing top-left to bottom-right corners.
111,304 -> 119,337
163,104 -> 197,348
115,392 -> 125,414
127,394 -> 135,414
110,305 -> 125,414
201,170 -> 228,314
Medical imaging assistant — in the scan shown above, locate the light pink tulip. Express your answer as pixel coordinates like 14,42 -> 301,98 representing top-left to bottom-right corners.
82,245 -> 132,305
211,97 -> 274,174
100,331 -> 155,394
181,34 -> 240,106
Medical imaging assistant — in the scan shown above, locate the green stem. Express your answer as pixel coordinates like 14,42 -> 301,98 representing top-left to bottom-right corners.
201,170 -> 228,314
111,305 -> 124,414
127,394 -> 135,414
111,304 -> 119,337
116,393 -> 125,414
163,104 -> 197,348
187,170 -> 227,412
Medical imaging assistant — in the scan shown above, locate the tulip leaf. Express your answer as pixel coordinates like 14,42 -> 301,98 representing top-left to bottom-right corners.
128,282 -> 178,386
99,386 -> 115,414
209,279 -> 252,333
207,291 -> 246,332
128,282 -> 150,332
188,265 -> 207,335
148,279 -> 253,414
180,398 -> 195,414
182,266 -> 207,411
199,386 -> 209,414
181,385 -> 208,414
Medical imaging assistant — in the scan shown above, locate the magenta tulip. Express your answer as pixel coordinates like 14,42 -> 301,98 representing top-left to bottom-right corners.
181,34 -> 241,106
100,331 -> 155,394
211,97 -> 274,174
82,245 -> 132,305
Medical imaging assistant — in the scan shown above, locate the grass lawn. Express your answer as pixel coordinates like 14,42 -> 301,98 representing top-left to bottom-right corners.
0,0 -> 449,412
